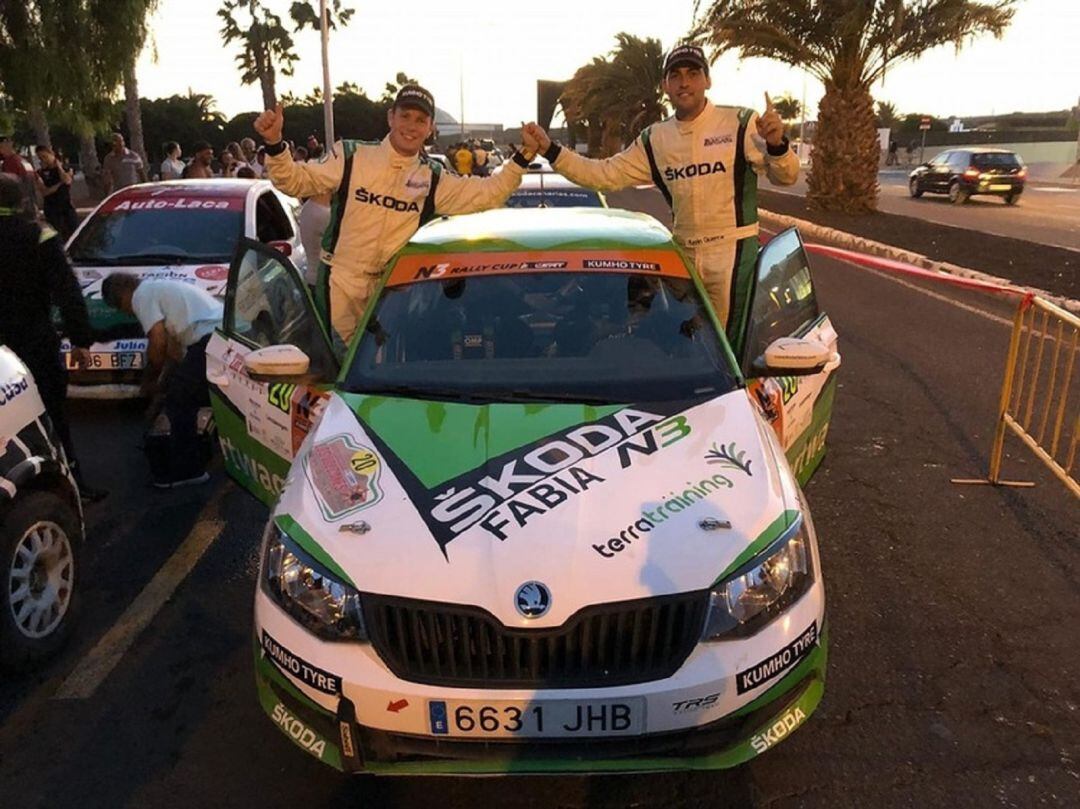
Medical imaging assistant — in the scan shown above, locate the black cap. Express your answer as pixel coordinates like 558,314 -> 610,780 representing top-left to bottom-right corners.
663,44 -> 709,75
394,84 -> 435,118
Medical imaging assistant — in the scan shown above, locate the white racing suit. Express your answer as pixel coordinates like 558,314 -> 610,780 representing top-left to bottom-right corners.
546,101 -> 800,340
266,137 -> 527,342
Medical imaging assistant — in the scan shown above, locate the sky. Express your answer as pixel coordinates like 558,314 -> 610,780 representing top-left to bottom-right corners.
136,0 -> 1080,129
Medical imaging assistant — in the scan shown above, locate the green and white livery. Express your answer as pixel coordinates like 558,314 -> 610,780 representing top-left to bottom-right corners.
206,207 -> 840,773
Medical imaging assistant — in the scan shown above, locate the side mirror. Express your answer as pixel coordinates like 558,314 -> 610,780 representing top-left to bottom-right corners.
268,240 -> 293,257
244,344 -> 310,382
749,337 -> 834,378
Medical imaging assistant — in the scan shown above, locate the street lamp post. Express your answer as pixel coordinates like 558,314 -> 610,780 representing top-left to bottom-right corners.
320,0 -> 335,145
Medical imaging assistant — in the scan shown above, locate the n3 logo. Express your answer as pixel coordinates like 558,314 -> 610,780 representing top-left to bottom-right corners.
268,383 -> 297,414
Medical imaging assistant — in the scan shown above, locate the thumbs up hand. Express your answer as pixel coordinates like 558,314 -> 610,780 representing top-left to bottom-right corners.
756,92 -> 784,147
254,103 -> 285,144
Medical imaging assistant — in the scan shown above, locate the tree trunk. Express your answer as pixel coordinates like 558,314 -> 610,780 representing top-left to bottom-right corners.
124,62 -> 147,164
28,102 -> 51,149
806,80 -> 880,214
78,132 -> 103,199
259,66 -> 277,111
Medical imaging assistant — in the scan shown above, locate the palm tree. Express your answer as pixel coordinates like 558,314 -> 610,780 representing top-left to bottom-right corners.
559,34 -> 667,156
772,94 -> 801,123
219,0 -> 352,111
876,100 -> 899,130
693,0 -> 1015,213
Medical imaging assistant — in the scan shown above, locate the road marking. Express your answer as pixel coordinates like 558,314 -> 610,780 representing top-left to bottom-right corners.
54,490 -> 226,700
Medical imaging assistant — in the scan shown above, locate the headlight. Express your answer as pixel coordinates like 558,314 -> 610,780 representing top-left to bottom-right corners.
261,521 -> 368,642
702,514 -> 815,640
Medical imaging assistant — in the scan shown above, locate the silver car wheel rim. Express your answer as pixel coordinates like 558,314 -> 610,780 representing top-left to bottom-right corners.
8,521 -> 74,639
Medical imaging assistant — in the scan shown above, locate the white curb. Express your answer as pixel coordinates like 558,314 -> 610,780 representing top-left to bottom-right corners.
760,208 -> 1080,314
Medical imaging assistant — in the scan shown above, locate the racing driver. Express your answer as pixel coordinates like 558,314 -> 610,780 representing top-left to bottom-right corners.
524,44 -> 799,338
255,85 -> 537,343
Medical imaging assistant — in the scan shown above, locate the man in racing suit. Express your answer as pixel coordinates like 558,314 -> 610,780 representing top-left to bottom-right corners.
526,45 -> 799,341
255,85 -> 535,343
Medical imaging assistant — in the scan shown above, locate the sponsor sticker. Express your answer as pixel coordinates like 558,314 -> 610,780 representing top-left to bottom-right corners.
100,195 -> 244,213
705,441 -> 753,476
261,630 -> 342,695
195,265 -> 229,281
303,433 -> 384,521
0,378 -> 28,406
736,622 -> 818,695
672,692 -> 721,715
750,705 -> 808,754
386,250 -> 689,287
704,134 -> 733,147
271,702 -> 328,759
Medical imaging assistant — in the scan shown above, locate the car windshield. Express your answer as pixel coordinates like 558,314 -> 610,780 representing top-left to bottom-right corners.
344,267 -> 738,404
68,204 -> 244,265
972,153 -> 1022,169
506,189 -> 603,208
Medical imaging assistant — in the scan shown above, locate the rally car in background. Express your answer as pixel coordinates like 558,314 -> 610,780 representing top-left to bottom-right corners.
205,207 -> 839,773
505,173 -> 608,209
60,180 -> 307,397
0,347 -> 84,669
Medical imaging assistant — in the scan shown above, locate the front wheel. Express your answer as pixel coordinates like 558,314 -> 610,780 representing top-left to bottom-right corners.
948,181 -> 969,204
0,491 -> 82,669
909,178 -> 923,198
1005,192 -> 1021,206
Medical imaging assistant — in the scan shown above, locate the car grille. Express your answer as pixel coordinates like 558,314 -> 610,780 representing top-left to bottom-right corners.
361,591 -> 709,689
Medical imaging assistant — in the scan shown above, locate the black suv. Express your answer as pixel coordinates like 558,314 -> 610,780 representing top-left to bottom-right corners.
909,148 -> 1027,205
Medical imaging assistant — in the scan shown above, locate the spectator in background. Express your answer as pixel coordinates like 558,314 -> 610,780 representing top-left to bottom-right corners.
241,137 -> 259,172
886,138 -> 898,166
294,146 -> 309,163
220,149 -> 239,178
102,132 -> 147,195
34,145 -> 78,239
0,132 -> 38,217
160,141 -> 184,180
236,165 -> 257,179
473,142 -> 490,176
453,141 -> 474,176
226,141 -> 245,165
185,142 -> 214,179
306,134 -> 323,161
298,192 -> 331,290
255,146 -> 267,177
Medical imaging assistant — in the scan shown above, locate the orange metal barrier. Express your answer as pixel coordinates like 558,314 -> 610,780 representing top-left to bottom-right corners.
954,294 -> 1079,498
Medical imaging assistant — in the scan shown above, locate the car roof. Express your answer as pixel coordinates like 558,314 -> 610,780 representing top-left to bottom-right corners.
515,173 -> 596,191
954,148 -> 1019,155
106,179 -> 271,200
405,207 -> 676,254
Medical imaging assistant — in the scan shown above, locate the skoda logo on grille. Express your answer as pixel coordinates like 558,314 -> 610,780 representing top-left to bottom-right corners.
515,581 -> 551,619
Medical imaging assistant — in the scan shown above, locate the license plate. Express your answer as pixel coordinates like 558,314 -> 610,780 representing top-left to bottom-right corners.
65,351 -> 144,370
427,697 -> 645,738
989,184 -> 1011,191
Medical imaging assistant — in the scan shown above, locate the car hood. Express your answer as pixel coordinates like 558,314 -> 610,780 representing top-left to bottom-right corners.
72,264 -> 229,329
274,390 -> 801,628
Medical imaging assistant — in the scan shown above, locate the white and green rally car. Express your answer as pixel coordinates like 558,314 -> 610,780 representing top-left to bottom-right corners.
205,207 -> 840,773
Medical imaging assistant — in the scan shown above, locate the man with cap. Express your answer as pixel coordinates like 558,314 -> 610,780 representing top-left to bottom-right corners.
524,44 -> 799,339
254,84 -> 536,343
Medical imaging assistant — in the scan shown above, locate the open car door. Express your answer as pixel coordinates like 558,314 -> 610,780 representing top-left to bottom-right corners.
740,227 -> 841,483
206,238 -> 340,504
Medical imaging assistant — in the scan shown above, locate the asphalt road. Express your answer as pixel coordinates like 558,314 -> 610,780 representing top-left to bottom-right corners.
771,169 -> 1080,252
1,190 -> 1078,808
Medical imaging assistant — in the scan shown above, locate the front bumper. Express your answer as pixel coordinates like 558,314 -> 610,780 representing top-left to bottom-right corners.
253,590 -> 828,774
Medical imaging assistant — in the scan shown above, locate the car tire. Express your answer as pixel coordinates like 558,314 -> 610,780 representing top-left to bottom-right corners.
948,181 -> 969,204
1005,192 -> 1021,206
909,178 -> 923,198
0,491 -> 82,670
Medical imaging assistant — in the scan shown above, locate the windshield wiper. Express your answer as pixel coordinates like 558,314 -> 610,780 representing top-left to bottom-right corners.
113,253 -> 194,265
348,384 -> 488,402
492,389 -> 621,405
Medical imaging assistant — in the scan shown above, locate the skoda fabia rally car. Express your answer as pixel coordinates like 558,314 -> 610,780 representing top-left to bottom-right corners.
60,179 -> 306,397
205,207 -> 840,773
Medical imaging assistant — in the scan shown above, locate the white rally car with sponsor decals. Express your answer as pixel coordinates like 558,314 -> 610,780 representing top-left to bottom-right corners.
0,346 -> 85,669
60,180 -> 307,398
208,209 -> 839,773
